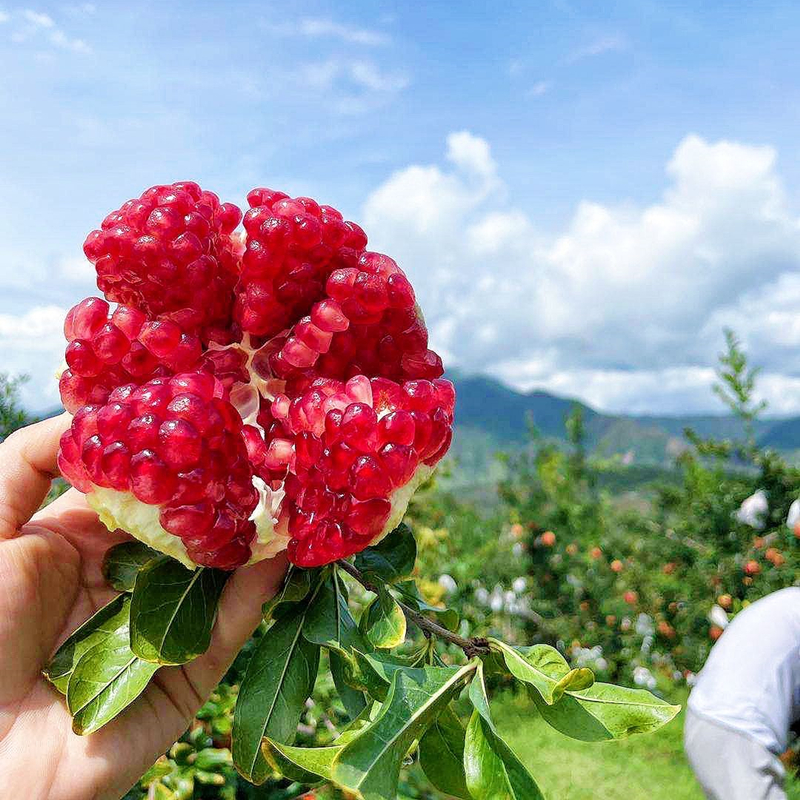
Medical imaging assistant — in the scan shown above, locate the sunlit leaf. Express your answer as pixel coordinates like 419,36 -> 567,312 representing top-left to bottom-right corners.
489,638 -> 570,705
66,597 -> 159,735
364,587 -> 406,649
44,594 -> 128,693
262,738 -> 341,784
304,570 -> 364,652
464,662 -> 545,800
530,681 -> 681,742
331,661 -> 476,800
331,649 -> 368,721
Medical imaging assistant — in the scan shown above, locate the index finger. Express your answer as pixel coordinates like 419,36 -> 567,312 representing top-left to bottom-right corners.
0,414 -> 71,539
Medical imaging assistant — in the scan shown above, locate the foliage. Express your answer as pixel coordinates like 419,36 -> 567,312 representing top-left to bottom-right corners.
0,372 -> 33,441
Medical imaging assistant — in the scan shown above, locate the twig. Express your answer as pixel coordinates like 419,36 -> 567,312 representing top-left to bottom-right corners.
336,559 -> 489,656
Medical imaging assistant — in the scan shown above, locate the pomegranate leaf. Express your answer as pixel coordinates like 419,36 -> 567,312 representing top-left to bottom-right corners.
262,566 -> 314,621
354,523 -> 416,583
464,662 -> 545,800
44,594 -> 129,694
102,541 -> 159,592
488,638 -> 571,705
262,738 -> 342,785
66,597 -> 160,735
232,605 -> 320,784
331,662 -> 477,800
419,704 -> 471,799
364,587 -> 407,649
330,649 -> 368,721
130,556 -> 228,666
303,570 -> 364,652
527,681 -> 681,742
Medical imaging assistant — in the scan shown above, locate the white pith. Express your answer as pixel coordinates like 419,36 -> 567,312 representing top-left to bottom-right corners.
84,329 -> 438,569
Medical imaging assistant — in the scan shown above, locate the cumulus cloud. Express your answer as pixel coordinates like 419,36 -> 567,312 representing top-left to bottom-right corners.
0,305 -> 66,410
8,7 -> 91,52
363,132 -> 800,414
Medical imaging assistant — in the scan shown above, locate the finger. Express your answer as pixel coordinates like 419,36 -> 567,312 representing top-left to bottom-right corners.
0,414 -> 71,539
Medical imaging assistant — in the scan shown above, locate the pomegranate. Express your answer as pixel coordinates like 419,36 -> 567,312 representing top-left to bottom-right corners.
58,183 -> 455,569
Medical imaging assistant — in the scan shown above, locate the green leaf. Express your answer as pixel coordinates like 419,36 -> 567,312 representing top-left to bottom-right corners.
232,606 -> 320,784
464,662 -> 545,800
44,594 -> 128,693
304,571 -> 364,652
552,668 -> 595,702
397,580 -> 459,632
351,650 -> 419,701
529,681 -> 681,742
331,649 -> 368,721
66,597 -> 159,735
102,541 -> 159,592
130,556 -> 228,665
365,587 -> 407,649
262,566 -> 314,620
354,523 -> 416,583
419,705 -> 471,799
489,638 -> 571,705
331,661 -> 476,800
262,738 -> 341,784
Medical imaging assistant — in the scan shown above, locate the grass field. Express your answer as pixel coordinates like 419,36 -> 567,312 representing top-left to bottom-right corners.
493,690 -> 800,800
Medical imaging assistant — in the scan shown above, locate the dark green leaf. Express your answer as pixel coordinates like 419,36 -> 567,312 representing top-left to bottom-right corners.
419,704 -> 471,799
102,541 -> 159,592
66,598 -> 159,735
529,681 -> 681,741
397,580 -> 459,632
354,523 -> 416,583
232,607 -> 320,784
331,650 -> 368,721
351,650 -> 421,701
364,587 -> 406,649
130,556 -> 228,665
44,594 -> 128,693
464,662 -> 545,800
262,566 -> 314,620
262,738 -> 340,784
304,571 -> 364,652
331,661 -> 476,800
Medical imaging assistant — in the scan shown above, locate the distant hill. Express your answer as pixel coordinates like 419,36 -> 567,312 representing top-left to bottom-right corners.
448,373 -> 793,469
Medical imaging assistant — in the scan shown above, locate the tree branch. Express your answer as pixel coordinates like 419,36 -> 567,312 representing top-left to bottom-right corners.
336,559 -> 489,656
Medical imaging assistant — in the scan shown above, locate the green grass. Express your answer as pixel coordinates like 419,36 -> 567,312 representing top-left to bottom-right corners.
493,690 -> 800,800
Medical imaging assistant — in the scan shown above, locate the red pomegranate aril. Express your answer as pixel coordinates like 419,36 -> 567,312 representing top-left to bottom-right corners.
158,419 -> 203,470
380,443 -> 419,486
92,323 -> 129,363
432,379 -> 456,414
66,340 -> 102,377
346,498 -> 391,537
82,435 -> 108,486
350,455 -> 392,500
387,273 -> 415,308
160,502 -> 215,538
139,320 -> 182,357
340,403 -> 378,449
130,450 -> 177,504
295,318 -> 333,353
70,297 -> 110,339
403,380 -> 436,411
312,299 -> 349,332
378,409 -> 416,446
282,337 -> 318,368
97,402 -> 133,439
101,441 -> 131,490
127,414 -> 160,450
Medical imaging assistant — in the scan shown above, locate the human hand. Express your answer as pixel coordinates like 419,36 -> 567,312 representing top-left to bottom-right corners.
0,415 -> 287,800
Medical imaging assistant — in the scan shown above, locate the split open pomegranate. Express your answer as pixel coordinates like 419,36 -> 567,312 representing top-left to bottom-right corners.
57,182 -> 454,569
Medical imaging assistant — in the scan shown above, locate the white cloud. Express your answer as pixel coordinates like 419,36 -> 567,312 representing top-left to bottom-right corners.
289,58 -> 409,115
567,34 -> 627,63
266,17 -> 389,46
528,81 -> 551,97
8,8 -> 91,52
363,132 -> 800,414
0,305 -> 66,410
22,9 -> 53,27
0,11 -> 9,24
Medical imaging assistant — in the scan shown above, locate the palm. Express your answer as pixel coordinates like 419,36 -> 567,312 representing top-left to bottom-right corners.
0,419 -> 286,800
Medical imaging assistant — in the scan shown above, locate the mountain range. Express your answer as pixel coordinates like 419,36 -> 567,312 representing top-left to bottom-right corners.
449,372 -> 800,468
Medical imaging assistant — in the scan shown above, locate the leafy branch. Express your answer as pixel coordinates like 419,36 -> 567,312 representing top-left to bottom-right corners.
336,557 -> 490,657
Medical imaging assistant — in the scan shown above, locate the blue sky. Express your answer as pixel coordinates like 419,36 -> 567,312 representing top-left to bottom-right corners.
4,0 -> 800,415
